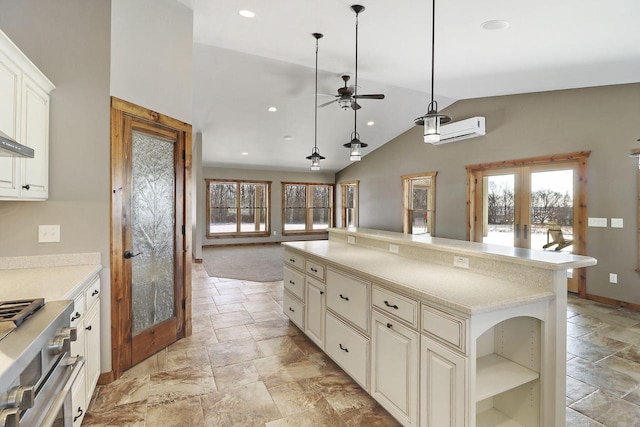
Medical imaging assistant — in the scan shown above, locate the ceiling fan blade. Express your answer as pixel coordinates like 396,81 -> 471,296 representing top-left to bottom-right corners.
354,94 -> 385,100
351,101 -> 362,110
318,99 -> 336,108
317,93 -> 338,97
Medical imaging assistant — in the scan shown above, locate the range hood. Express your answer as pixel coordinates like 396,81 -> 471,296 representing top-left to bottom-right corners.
0,130 -> 33,158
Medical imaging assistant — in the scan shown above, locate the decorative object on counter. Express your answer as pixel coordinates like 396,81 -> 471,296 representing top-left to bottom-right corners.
343,5 -> 369,162
414,0 -> 452,144
306,33 -> 326,171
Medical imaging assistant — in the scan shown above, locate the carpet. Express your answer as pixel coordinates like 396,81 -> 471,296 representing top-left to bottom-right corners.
201,244 -> 284,282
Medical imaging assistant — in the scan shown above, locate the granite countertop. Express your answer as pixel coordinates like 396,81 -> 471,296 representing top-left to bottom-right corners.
331,227 -> 597,270
0,253 -> 102,302
283,240 -> 556,315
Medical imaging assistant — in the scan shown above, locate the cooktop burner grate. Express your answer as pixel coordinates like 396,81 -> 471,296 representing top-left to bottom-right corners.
0,298 -> 45,326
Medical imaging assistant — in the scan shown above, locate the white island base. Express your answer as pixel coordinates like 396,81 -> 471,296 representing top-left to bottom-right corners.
282,228 -> 596,427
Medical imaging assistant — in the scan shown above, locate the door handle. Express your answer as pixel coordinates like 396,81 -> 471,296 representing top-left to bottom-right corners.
515,224 -> 521,239
123,250 -> 141,259
523,224 -> 529,239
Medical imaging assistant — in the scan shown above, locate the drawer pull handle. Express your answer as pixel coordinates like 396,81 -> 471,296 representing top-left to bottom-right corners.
86,325 -> 92,331
73,407 -> 84,422
387,323 -> 393,329
339,343 -> 349,353
289,280 -> 295,285
91,289 -> 99,296
289,258 -> 295,262
310,267 -> 318,273
339,294 -> 349,301
320,291 -> 324,295
71,312 -> 81,321
22,184 -> 30,190
384,301 -> 399,310
289,307 -> 295,313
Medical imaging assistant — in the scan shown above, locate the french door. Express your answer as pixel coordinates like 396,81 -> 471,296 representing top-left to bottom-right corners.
467,152 -> 590,294
110,97 -> 192,379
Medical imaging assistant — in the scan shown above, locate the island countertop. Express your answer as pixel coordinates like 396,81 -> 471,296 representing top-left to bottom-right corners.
284,238 -> 574,315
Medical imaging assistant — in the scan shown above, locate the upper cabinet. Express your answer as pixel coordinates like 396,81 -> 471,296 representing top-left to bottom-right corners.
0,29 -> 55,201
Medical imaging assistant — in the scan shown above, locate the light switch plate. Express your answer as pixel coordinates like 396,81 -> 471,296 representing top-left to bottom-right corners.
588,217 -> 607,227
611,218 -> 623,228
39,225 -> 60,243
609,273 -> 618,284
389,244 -> 399,254
347,236 -> 356,244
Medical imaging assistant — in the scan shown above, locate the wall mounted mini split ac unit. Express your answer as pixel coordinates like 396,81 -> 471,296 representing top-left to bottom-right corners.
431,116 -> 486,145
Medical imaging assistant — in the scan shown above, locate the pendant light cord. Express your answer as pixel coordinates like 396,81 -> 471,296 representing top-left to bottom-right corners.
314,36 -> 319,150
430,0 -> 436,107
353,9 -> 359,136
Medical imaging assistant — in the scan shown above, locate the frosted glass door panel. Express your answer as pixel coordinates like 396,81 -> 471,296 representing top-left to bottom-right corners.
131,130 -> 176,335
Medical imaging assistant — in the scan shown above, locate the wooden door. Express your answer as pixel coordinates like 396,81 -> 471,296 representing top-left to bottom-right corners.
467,152 -> 589,295
110,97 -> 192,379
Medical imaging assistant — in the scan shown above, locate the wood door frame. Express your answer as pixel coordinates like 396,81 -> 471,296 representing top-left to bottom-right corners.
466,151 -> 590,296
109,97 -> 192,381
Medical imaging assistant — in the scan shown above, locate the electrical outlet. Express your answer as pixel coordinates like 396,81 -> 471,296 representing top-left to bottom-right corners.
389,244 -> 399,254
611,218 -> 623,228
454,256 -> 469,269
588,217 -> 607,227
272,231 -> 277,236
38,225 -> 60,243
347,236 -> 356,244
609,273 -> 618,284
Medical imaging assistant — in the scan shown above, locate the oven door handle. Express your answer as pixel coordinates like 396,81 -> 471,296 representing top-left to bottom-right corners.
39,356 -> 85,427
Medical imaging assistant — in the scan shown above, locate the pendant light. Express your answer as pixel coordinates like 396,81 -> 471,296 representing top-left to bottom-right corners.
306,33 -> 326,171
343,5 -> 368,162
414,0 -> 451,143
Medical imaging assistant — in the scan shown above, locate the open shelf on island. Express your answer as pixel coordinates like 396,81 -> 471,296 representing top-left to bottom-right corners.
477,408 -> 525,427
476,353 -> 539,401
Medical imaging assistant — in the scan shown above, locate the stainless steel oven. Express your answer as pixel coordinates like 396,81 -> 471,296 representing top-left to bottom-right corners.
0,299 -> 83,427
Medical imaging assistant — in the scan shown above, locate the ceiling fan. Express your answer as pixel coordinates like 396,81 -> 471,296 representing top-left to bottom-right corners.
319,5 -> 385,111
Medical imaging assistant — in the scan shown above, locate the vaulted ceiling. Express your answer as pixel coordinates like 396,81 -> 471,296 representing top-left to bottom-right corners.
180,0 -> 640,172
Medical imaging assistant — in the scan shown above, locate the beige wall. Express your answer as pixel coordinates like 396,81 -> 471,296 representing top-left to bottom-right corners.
337,83 -> 640,305
201,167 -> 335,248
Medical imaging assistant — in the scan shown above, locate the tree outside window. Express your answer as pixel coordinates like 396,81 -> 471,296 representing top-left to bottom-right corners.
206,179 -> 270,237
283,182 -> 334,234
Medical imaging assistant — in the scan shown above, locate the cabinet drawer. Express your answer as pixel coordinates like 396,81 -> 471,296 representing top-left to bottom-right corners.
305,259 -> 325,281
84,277 -> 101,310
70,295 -> 85,328
284,266 -> 305,301
421,304 -> 467,353
326,268 -> 370,333
372,286 -> 418,328
283,291 -> 304,330
325,312 -> 369,391
284,251 -> 304,271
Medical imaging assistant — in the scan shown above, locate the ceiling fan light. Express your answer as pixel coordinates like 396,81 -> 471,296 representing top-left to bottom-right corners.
339,97 -> 352,110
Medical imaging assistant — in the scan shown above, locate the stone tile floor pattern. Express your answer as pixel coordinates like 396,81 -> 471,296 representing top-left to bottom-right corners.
83,264 -> 640,426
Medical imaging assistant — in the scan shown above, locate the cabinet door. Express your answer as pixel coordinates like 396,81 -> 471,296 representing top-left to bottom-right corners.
305,277 -> 325,349
371,311 -> 419,427
84,303 -> 101,401
0,52 -> 21,198
20,75 -> 49,199
71,370 -> 87,427
421,335 -> 466,427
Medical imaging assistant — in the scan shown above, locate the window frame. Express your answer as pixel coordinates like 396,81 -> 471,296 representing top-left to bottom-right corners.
340,180 -> 359,228
205,179 -> 271,238
402,172 -> 437,236
282,181 -> 335,235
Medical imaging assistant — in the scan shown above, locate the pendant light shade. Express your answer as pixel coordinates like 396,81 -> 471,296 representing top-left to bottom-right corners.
414,0 -> 451,143
306,33 -> 325,170
343,131 -> 368,161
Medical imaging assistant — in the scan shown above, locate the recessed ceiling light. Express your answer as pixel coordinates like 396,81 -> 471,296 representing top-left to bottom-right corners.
241,152 -> 249,156
239,9 -> 255,18
268,107 -> 277,112
481,20 -> 509,31
367,120 -> 375,126
283,135 -> 293,141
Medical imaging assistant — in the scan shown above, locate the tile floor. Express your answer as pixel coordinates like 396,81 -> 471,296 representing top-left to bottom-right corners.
83,264 -> 640,426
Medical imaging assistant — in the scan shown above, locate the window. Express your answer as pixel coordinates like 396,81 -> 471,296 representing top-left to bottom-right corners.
206,179 -> 270,237
340,181 -> 359,228
402,172 -> 437,235
282,182 -> 334,234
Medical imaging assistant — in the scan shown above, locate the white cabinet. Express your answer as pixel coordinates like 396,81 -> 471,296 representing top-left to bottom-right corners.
305,276 -> 325,348
326,268 -> 370,333
420,335 -> 466,427
371,310 -> 419,427
0,29 -> 54,201
325,312 -> 370,391
68,275 -> 101,426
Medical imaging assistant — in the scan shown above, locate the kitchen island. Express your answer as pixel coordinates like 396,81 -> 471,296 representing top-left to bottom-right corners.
282,228 -> 596,427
